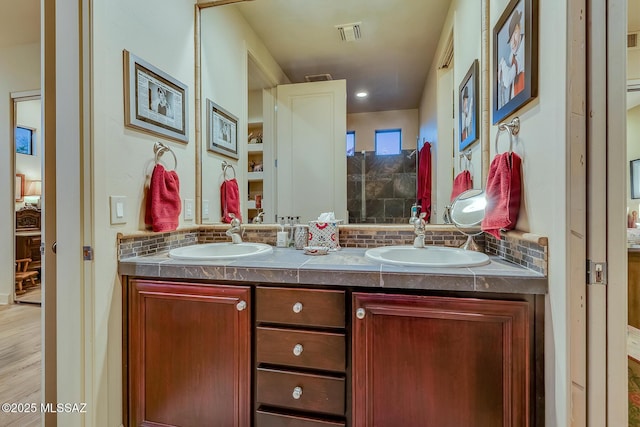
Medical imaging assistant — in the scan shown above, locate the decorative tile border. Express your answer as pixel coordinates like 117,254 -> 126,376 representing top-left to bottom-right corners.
118,229 -> 199,259
118,225 -> 547,276
484,231 -> 548,275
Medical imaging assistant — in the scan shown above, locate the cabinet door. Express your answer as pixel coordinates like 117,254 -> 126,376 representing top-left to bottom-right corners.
128,280 -> 250,427
352,293 -> 530,427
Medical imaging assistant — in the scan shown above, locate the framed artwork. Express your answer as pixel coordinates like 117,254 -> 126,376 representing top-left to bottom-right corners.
492,0 -> 538,124
15,126 -> 34,155
123,50 -> 189,143
207,99 -> 238,159
632,159 -> 640,199
459,60 -> 479,151
15,173 -> 24,202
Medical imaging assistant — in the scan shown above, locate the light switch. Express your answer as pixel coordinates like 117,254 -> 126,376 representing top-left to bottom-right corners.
110,196 -> 127,225
116,202 -> 124,218
184,199 -> 194,221
203,199 -> 210,220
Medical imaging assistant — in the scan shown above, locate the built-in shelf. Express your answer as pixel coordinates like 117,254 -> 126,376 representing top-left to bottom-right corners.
247,200 -> 257,209
248,143 -> 264,153
248,172 -> 264,181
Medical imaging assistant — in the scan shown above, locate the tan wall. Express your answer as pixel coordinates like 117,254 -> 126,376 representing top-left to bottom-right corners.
347,109 -> 419,152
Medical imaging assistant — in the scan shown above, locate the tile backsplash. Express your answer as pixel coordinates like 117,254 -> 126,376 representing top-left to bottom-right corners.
118,225 -> 548,275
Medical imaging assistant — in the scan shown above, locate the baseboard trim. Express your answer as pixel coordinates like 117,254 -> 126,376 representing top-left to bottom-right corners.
0,292 -> 13,305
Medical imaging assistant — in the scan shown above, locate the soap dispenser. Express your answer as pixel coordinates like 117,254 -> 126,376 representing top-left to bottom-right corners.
276,217 -> 288,247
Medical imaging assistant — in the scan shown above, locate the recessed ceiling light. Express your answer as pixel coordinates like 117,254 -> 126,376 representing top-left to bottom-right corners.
355,91 -> 368,98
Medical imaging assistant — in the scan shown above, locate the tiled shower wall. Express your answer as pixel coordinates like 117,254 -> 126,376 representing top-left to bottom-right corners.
347,149 -> 417,224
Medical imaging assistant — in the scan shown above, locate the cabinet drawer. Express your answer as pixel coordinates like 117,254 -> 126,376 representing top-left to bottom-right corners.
256,287 -> 345,328
256,368 -> 345,416
256,410 -> 345,427
257,327 -> 345,372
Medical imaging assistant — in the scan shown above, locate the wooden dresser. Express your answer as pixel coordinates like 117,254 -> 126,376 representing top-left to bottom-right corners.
15,207 -> 41,270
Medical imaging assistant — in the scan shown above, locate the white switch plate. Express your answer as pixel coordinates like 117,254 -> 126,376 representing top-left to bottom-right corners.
202,199 -> 210,220
110,196 -> 127,225
184,199 -> 194,220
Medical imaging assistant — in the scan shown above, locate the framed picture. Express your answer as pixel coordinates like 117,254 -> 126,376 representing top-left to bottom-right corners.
632,159 -> 640,199
459,60 -> 479,151
207,99 -> 238,159
15,173 -> 24,202
492,0 -> 538,124
15,126 -> 34,155
123,50 -> 189,143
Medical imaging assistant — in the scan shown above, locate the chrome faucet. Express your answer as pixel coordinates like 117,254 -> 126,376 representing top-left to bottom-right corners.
226,213 -> 243,243
413,212 -> 427,248
252,211 -> 265,224
409,203 -> 421,225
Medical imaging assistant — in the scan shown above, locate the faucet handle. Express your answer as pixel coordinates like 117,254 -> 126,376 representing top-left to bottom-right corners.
229,213 -> 241,227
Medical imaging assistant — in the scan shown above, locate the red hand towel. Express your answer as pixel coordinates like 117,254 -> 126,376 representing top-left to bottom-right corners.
221,178 -> 242,223
416,142 -> 432,221
145,164 -> 181,232
450,170 -> 473,202
481,152 -> 522,239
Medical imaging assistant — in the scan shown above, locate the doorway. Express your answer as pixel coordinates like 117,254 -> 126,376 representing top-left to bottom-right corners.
12,93 -> 42,305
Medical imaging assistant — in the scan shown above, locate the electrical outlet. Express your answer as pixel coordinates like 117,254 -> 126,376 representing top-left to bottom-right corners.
184,199 -> 194,220
110,196 -> 127,225
203,199 -> 210,220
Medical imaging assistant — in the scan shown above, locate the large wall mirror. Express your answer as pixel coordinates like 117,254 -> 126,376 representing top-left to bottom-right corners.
196,0 -> 489,225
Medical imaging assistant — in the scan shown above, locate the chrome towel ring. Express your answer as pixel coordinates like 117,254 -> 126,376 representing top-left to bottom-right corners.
153,141 -> 178,170
495,117 -> 520,154
222,160 -> 237,180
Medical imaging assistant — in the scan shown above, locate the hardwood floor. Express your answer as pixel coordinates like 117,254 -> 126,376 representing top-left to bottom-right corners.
0,304 -> 42,426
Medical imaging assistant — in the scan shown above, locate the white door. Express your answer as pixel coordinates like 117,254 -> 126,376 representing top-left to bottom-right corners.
275,80 -> 347,222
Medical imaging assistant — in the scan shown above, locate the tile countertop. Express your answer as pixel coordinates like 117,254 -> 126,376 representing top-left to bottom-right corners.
118,247 -> 548,295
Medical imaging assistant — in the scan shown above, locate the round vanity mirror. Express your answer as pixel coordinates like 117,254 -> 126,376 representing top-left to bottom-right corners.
449,189 -> 486,251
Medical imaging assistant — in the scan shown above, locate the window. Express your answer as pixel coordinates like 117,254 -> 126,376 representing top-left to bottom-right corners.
15,126 -> 34,155
375,129 -> 401,155
346,131 -> 355,156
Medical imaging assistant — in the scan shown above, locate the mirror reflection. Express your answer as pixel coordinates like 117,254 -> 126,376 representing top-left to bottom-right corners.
198,0 -> 487,225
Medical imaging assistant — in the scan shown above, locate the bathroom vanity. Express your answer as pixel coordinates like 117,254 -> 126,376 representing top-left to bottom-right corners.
119,244 -> 545,427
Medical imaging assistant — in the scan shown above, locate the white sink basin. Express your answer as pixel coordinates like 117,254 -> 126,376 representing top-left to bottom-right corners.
365,245 -> 490,268
169,242 -> 273,260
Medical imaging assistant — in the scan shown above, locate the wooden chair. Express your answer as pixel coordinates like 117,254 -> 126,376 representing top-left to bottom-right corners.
15,258 -> 38,295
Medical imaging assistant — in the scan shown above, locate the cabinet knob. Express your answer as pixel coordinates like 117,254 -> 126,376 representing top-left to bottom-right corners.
292,386 -> 303,400
356,308 -> 366,319
292,344 -> 304,356
236,300 -> 247,311
292,302 -> 303,313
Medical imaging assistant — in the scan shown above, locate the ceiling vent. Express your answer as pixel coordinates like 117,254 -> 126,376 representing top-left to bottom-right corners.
305,73 -> 333,82
336,22 -> 362,42
629,32 -> 640,50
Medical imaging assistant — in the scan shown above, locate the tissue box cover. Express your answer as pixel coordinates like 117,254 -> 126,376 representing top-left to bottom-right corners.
308,221 -> 341,250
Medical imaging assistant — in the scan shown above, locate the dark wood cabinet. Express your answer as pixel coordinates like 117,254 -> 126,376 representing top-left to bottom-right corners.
126,279 -> 251,427
352,293 -> 532,427
15,231 -> 41,266
255,286 -> 346,427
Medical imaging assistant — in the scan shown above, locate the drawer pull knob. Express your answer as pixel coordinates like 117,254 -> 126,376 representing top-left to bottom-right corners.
356,308 -> 366,319
236,300 -> 247,311
292,344 -> 304,356
292,302 -> 303,313
292,386 -> 303,400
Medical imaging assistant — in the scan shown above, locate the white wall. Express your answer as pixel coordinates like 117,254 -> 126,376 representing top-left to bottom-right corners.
200,6 -> 288,224
0,42 -> 40,304
91,0 -> 196,423
347,109 -> 419,152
